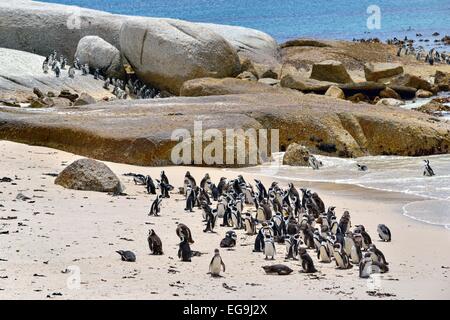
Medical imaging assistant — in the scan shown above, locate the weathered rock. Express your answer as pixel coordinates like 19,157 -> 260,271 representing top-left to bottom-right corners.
280,38 -> 331,49
253,63 -> 280,79
310,60 -> 353,84
239,58 -> 259,78
386,85 -> 416,100
120,19 -> 241,94
59,90 -> 79,102
434,70 -> 450,90
379,87 -> 402,100
52,97 -> 73,108
179,78 -> 290,97
29,98 -> 52,108
74,36 -> 125,79
280,71 -> 333,93
325,86 -> 345,99
282,143 -> 311,166
390,74 -> 432,91
376,98 -> 405,107
236,71 -> 257,81
73,92 -> 96,106
198,23 -> 280,64
0,48 -> 115,102
347,93 -> 370,103
364,62 -> 404,82
338,82 -> 386,98
258,78 -> 280,86
1,93 -> 449,166
413,101 -> 450,116
55,158 -> 123,193
416,89 -> 433,98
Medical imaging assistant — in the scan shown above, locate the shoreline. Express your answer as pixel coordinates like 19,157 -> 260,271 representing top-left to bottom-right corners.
1,140 -> 449,300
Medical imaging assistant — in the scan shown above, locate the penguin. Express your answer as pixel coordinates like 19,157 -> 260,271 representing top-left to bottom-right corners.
243,213 -> 257,235
354,225 -> 372,249
200,173 -> 211,191
230,205 -> 243,229
147,229 -> 163,255
176,223 -> 194,244
351,233 -> 364,264
116,250 -> 136,262
145,176 -> 157,195
149,195 -> 163,216
256,199 -> 272,222
160,170 -> 169,185
298,247 -> 317,273
220,230 -> 237,248
254,179 -> 268,202
262,264 -> 293,275
216,197 -> 226,218
208,182 -> 220,201
333,243 -> 352,269
369,244 -> 389,265
308,155 -> 321,170
178,235 -> 192,262
217,177 -> 228,195
184,185 -> 195,213
263,235 -> 276,260
377,224 -> 392,242
357,164 -> 368,171
318,241 -> 332,263
253,226 -> 266,252
359,252 -> 389,278
330,216 -> 339,235
133,174 -> 146,185
209,249 -> 226,277
423,160 -> 435,176
184,171 -> 197,193
338,211 -> 352,234
157,179 -> 173,198
68,66 -> 75,78
202,202 -> 218,233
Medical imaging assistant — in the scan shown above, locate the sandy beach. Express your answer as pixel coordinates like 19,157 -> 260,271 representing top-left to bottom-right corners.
0,140 -> 449,300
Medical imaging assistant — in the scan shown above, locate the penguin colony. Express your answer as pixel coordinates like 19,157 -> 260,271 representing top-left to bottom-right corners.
118,161 -> 440,279
41,50 -> 161,100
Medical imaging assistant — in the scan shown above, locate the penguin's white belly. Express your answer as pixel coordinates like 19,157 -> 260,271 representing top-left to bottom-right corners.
217,205 -> 225,218
319,247 -> 331,262
334,252 -> 344,268
210,257 -> 222,274
264,243 -> 275,257
350,246 -> 360,263
256,209 -> 265,221
361,262 -> 373,277
344,239 -> 352,256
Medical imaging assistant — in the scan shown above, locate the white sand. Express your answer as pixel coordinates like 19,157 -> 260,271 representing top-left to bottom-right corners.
0,140 -> 449,299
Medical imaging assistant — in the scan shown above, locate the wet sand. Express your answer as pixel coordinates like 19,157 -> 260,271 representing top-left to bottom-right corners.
0,140 -> 449,299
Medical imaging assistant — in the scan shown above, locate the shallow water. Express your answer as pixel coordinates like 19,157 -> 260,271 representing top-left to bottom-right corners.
233,152 -> 450,228
43,0 -> 450,43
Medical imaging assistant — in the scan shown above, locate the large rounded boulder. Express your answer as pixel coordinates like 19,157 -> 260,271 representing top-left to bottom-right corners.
55,158 -> 123,193
282,143 -> 311,166
74,36 -> 125,79
120,18 -> 241,94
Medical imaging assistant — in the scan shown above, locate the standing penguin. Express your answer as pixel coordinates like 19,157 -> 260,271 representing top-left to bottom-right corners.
359,252 -> 389,278
243,213 -> 257,235
209,249 -> 226,277
147,229 -> 163,255
377,224 -> 392,242
184,171 -> 197,194
146,176 -> 157,194
202,202 -> 218,233
299,247 -> 317,273
185,185 -> 195,212
149,195 -> 163,216
200,173 -> 211,190
68,66 -> 75,78
176,223 -> 194,244
220,231 -> 237,248
423,160 -> 435,176
369,244 -> 389,265
318,241 -> 332,263
333,243 -> 352,269
253,226 -> 266,253
178,235 -> 192,262
263,235 -> 276,260
160,170 -> 169,185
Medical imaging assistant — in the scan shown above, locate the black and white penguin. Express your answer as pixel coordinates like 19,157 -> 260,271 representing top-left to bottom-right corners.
263,235 -> 276,260
254,179 -> 268,202
318,241 -> 332,263
160,170 -> 169,185
377,224 -> 392,242
202,202 -> 218,233
133,174 -> 146,185
243,213 -> 257,235
149,195 -> 163,216
145,176 -> 157,195
116,250 -> 136,262
178,235 -> 192,262
308,155 -> 321,170
262,264 -> 293,275
68,66 -> 75,78
298,247 -> 317,273
253,226 -> 266,252
333,243 -> 352,269
176,223 -> 194,244
217,177 -> 228,195
200,173 -> 211,191
256,199 -> 272,222
359,252 -> 389,278
354,225 -> 372,249
157,179 -> 173,198
220,231 -> 237,248
369,244 -> 389,265
182,185 -> 194,212
184,171 -> 197,192
147,229 -> 163,255
423,160 -> 435,176
209,249 -> 226,277
208,182 -> 220,201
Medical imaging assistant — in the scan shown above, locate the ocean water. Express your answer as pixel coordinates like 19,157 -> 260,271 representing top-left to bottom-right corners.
232,153 -> 450,229
42,0 -> 450,43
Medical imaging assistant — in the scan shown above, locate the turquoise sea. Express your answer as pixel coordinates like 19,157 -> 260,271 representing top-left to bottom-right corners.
43,0 -> 450,42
